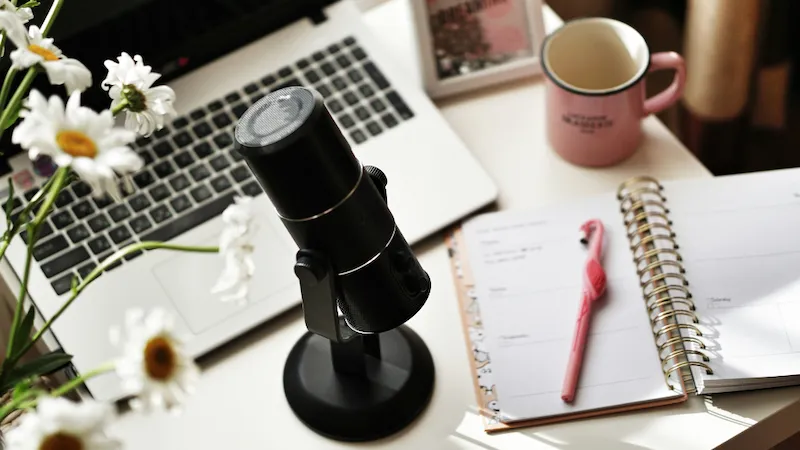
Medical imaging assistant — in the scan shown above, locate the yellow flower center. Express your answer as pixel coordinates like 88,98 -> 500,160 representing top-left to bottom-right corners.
56,131 -> 97,158
28,44 -> 59,61
144,336 -> 177,381
39,432 -> 83,450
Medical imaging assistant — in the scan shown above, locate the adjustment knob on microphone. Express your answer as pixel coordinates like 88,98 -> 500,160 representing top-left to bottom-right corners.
365,165 -> 387,202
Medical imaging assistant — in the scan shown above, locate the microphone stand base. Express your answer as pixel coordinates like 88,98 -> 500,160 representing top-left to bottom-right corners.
283,325 -> 435,442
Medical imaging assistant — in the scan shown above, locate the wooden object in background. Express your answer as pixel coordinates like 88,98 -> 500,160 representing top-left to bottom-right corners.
751,0 -> 791,130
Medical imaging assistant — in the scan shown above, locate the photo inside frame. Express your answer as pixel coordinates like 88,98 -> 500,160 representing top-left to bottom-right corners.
425,0 -> 534,80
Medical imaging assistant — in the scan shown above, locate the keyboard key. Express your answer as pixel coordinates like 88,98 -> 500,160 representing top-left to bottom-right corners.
355,106 -> 371,121
153,160 -> 175,178
170,194 -> 191,213
21,221 -> 53,243
338,114 -> 355,129
371,98 -> 387,112
343,36 -> 356,46
67,224 -> 90,243
4,196 -> 22,212
77,262 -> 96,279
331,76 -> 347,90
225,92 -> 241,103
296,59 -> 310,69
249,91 -> 265,106
320,62 -> 336,76
54,190 -> 74,208
261,74 -> 277,86
350,129 -> 367,144
192,122 -> 212,138
190,185 -> 212,203
143,192 -> 236,242
154,127 -> 170,139
244,83 -> 259,94
278,66 -> 292,78
11,210 -> 30,226
304,69 -> 321,84
194,142 -> 213,159
189,164 -> 211,182
352,46 -> 367,60
128,194 -> 151,212
88,236 -> 111,255
231,165 -> 251,182
316,84 -> 332,98
328,43 -> 341,54
209,154 -> 230,172
232,103 -> 248,118
169,174 -> 190,192
335,55 -> 351,68
386,91 -> 414,120
124,250 -> 143,261
212,112 -> 232,128
210,175 -> 232,193
51,210 -> 73,229
24,188 -> 38,201
51,274 -> 73,295
173,151 -> 194,168
358,84 -> 375,98
381,113 -> 399,128
312,51 -> 325,61
327,99 -> 343,113
172,131 -> 192,148
213,133 -> 233,149
190,109 -> 206,120
364,62 -> 390,89
41,246 -> 89,278
230,150 -> 243,162
366,122 -> 382,136
71,181 -> 91,198
149,183 -> 171,202
242,181 -> 262,197
153,141 -> 174,157
208,100 -> 224,112
172,117 -> 189,129
273,78 -> 301,91
133,170 -> 155,188
109,204 -> 131,222
138,150 -> 154,166
109,224 -> 132,244
343,91 -> 358,106
97,252 -> 123,271
149,205 -> 173,224
135,136 -> 151,148
93,195 -> 113,209
87,214 -> 111,232
130,215 -> 152,233
33,235 -> 68,261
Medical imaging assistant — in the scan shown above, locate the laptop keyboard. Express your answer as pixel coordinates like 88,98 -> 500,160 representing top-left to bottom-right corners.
3,36 -> 415,296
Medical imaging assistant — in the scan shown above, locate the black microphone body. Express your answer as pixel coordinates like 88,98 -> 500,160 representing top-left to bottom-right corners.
234,87 -> 430,333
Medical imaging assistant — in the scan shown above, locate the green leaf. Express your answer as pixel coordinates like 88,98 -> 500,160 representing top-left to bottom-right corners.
9,306 -> 36,358
1,106 -> 20,131
4,178 -> 14,220
2,352 -> 72,391
11,377 -> 33,400
18,0 -> 41,8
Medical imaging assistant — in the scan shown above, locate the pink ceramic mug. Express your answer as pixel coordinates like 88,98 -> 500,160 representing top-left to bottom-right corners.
541,18 -> 686,167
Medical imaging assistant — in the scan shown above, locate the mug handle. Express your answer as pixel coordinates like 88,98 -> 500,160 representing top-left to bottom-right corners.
643,52 -> 686,116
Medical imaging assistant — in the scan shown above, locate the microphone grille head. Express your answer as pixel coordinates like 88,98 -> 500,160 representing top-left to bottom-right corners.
235,86 -> 319,151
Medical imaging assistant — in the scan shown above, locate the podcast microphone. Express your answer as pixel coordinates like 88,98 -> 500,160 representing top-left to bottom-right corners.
233,86 -> 430,334
233,86 -> 435,442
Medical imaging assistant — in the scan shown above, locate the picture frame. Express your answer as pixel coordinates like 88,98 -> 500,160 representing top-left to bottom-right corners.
410,0 -> 546,99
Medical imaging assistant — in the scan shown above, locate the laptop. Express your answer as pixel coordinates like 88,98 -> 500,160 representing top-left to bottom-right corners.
0,0 -> 497,401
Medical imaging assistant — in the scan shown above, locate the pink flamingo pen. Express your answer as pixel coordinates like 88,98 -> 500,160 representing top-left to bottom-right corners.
562,219 -> 607,403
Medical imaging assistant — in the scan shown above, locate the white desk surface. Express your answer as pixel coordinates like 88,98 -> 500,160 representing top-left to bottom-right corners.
111,1 -> 800,448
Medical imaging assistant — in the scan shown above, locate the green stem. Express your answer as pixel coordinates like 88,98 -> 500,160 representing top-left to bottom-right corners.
0,68 -> 17,113
14,241 -> 218,363
5,168 -> 69,358
111,98 -> 129,116
0,67 -> 36,142
40,0 -> 64,37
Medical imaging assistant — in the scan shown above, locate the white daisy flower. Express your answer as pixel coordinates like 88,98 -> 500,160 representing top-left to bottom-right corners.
111,308 -> 198,412
11,90 -> 143,199
0,13 -> 91,94
211,196 -> 257,304
5,397 -> 120,450
0,0 -> 32,23
102,52 -> 176,136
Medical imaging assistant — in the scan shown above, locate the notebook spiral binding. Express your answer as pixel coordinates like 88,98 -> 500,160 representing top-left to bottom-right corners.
617,176 -> 713,394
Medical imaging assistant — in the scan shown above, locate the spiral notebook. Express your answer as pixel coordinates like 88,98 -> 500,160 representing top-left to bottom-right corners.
448,168 -> 800,432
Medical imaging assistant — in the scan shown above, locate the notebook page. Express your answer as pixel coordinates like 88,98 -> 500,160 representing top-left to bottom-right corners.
664,168 -> 800,389
462,194 -> 678,422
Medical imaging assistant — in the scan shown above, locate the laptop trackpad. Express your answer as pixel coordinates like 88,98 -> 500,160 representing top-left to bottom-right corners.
152,218 -> 296,334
